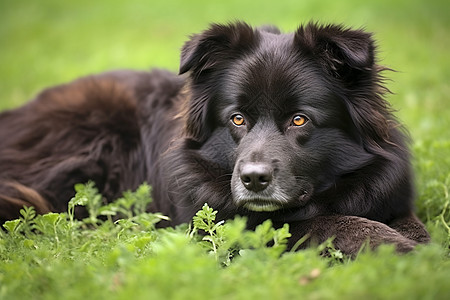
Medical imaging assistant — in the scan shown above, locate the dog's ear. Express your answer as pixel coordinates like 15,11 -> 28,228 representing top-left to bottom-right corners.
295,23 -> 395,152
179,22 -> 258,76
294,22 -> 375,83
179,22 -> 258,142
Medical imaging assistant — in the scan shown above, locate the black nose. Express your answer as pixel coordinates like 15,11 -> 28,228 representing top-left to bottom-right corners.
240,163 -> 273,192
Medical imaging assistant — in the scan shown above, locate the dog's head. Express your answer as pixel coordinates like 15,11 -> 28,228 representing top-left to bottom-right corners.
179,22 -> 397,213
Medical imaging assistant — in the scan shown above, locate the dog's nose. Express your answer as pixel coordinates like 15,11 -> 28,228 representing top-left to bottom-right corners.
240,163 -> 273,192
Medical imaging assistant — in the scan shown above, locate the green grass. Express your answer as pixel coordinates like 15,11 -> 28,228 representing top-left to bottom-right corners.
0,0 -> 449,298
1,183 -> 449,299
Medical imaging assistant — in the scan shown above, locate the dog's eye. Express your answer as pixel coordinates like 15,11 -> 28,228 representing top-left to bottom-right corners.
231,114 -> 245,126
292,115 -> 308,127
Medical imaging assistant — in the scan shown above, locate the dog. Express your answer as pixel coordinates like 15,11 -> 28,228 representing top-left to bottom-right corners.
0,22 -> 430,255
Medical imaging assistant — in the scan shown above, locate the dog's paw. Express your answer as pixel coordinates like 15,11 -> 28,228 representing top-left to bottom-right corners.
324,216 -> 418,255
287,215 -> 419,256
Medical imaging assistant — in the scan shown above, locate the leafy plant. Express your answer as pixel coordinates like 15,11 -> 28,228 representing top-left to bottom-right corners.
0,181 -> 449,299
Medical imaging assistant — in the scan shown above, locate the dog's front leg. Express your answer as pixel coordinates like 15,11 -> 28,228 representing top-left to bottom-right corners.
285,215 -> 418,256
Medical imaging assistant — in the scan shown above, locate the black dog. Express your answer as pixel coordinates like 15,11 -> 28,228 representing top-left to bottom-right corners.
0,22 -> 429,255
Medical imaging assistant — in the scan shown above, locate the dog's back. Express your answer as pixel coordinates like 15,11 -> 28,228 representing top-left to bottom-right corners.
0,69 -> 183,222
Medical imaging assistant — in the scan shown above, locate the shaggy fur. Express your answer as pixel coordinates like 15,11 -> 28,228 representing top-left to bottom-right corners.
0,22 -> 429,255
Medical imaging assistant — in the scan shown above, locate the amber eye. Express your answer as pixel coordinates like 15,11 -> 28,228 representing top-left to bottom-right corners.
292,115 -> 308,127
231,114 -> 245,126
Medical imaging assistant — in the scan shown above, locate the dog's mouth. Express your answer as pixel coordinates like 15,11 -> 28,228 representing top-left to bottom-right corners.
236,187 -> 313,212
241,199 -> 284,212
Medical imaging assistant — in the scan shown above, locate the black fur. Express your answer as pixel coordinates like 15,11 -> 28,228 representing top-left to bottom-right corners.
0,22 -> 429,255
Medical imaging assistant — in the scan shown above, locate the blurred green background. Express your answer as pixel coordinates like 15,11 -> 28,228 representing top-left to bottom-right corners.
0,0 -> 448,138
0,0 -> 449,220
